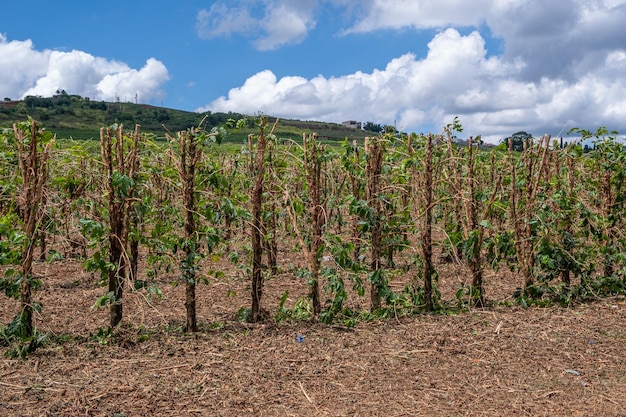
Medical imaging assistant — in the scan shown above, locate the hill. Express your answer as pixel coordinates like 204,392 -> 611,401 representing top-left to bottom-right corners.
0,94 -> 371,143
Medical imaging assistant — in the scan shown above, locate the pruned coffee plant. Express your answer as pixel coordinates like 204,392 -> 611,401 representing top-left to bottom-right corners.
0,119 -> 53,356
3,115 -> 626,359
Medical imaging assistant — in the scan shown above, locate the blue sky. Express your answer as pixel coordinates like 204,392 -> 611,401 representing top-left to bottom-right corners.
2,0 -> 626,143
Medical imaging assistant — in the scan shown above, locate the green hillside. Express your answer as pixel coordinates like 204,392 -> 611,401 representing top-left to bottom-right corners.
0,94 -> 370,143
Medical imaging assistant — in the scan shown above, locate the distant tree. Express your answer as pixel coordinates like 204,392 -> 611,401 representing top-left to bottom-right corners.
89,101 -> 107,110
24,96 -> 36,109
502,131 -> 533,151
4,97 -> 11,101
383,125 -> 396,134
52,93 -> 71,106
155,110 -> 170,123
363,121 -> 383,133
24,96 -> 52,109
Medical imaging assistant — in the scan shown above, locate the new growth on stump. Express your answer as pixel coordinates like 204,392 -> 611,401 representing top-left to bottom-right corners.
303,133 -> 326,315
365,136 -> 385,311
444,128 -> 502,307
172,128 -> 202,333
165,118 -> 232,331
284,133 -> 328,316
421,134 -> 435,311
343,140 -> 365,262
100,124 -> 142,328
248,116 -> 279,322
13,119 -> 54,337
508,134 -> 551,294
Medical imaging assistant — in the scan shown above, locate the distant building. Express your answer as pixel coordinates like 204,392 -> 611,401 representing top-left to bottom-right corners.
342,120 -> 362,130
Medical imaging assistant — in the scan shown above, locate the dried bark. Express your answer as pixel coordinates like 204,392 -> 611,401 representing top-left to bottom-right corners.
303,133 -> 325,315
14,119 -> 54,336
365,136 -> 384,311
421,134 -> 434,311
509,134 -> 551,292
249,117 -> 279,322
175,129 -> 202,333
100,124 -> 141,327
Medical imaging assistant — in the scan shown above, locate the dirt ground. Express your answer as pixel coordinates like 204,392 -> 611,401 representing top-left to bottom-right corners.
1,248 -> 626,416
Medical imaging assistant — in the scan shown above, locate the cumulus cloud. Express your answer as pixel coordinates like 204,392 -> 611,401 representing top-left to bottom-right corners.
95,58 -> 169,102
200,29 -> 507,139
200,24 -> 626,142
487,0 -> 626,82
196,3 -> 257,39
0,35 -> 169,103
343,0 -> 626,83
193,0 -> 626,78
5,1 -> 625,143
0,34 -> 50,99
195,0 -> 626,142
196,0 -> 317,50
342,0 -> 491,33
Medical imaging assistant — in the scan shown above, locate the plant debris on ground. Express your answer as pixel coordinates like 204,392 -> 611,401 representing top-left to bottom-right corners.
1,258 -> 625,417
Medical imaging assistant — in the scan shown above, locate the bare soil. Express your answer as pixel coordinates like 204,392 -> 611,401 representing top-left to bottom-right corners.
1,246 -> 626,416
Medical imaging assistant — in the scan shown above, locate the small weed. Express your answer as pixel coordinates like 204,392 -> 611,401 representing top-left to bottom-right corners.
208,321 -> 225,330
89,327 -> 112,345
1,310 -> 47,359
236,307 -> 251,322
275,291 -> 312,322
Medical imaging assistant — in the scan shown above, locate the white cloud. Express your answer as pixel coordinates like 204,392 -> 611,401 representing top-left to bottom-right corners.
96,58 -> 169,103
340,0 -> 626,83
194,0 -> 626,77
252,3 -> 317,50
0,35 -> 169,103
0,34 -> 49,99
200,29 -> 500,131
200,24 -> 626,143
196,0 -> 317,50
196,3 -> 257,39
5,1 -> 626,143
342,0 -> 491,33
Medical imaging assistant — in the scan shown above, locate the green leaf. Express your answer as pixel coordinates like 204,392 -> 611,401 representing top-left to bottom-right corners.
91,291 -> 116,309
111,171 -> 134,197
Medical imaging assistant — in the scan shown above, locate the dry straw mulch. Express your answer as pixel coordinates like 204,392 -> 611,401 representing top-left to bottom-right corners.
1,257 -> 626,416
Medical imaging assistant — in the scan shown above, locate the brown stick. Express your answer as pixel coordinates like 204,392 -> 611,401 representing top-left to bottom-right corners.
250,117 -> 278,322
100,124 -> 141,327
178,129 -> 201,332
366,136 -> 384,311
422,134 -> 434,311
14,120 -> 54,336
